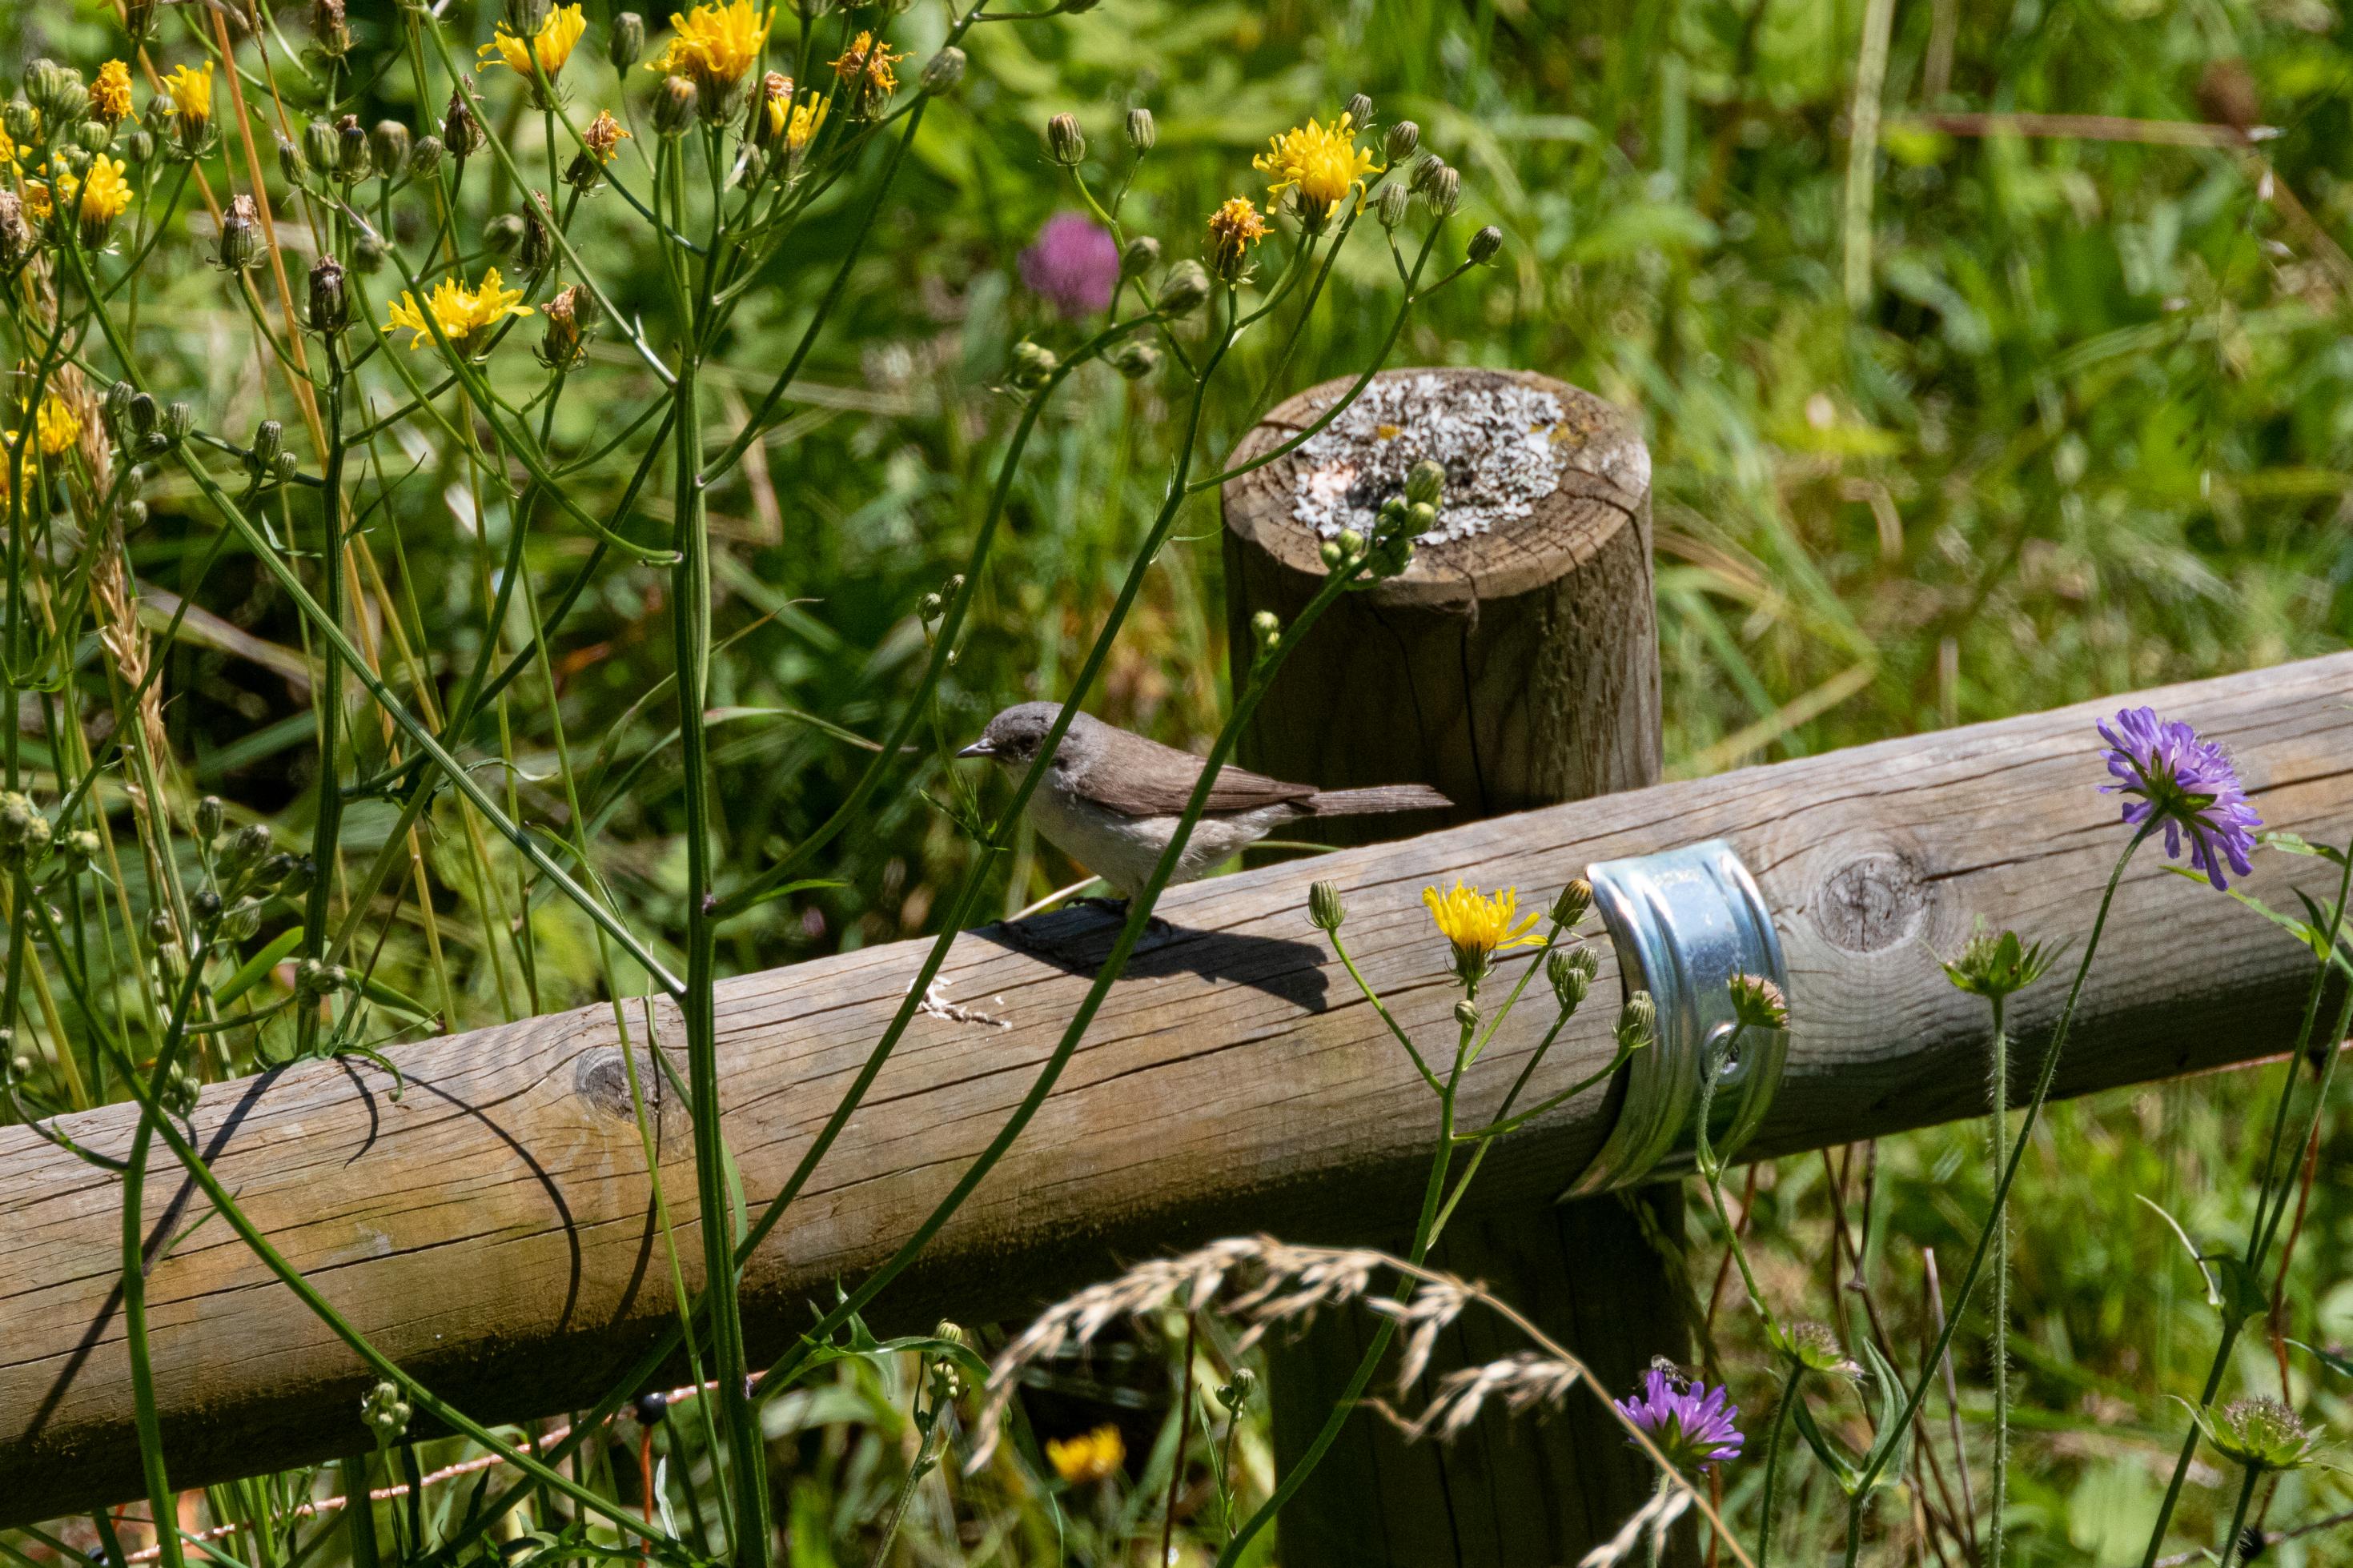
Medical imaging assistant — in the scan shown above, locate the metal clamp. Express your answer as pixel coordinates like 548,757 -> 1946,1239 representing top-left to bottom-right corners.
1560,839 -> 1788,1197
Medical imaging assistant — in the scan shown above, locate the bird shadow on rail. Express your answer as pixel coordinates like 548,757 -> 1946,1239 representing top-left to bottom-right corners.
972,902 -> 1331,1013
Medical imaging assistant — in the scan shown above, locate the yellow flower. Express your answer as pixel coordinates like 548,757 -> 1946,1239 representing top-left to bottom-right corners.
1422,880 -> 1543,987
35,395 -> 79,458
163,62 -> 214,126
23,176 -> 53,225
73,155 -> 133,242
1254,111 -> 1377,219
0,124 -> 18,176
1045,1423 -> 1124,1486
582,109 -> 630,164
382,267 -> 536,355
92,61 -> 135,126
785,94 -> 826,153
1206,195 -> 1267,279
644,2 -> 771,94
754,70 -> 793,142
829,30 -> 902,114
479,4 -> 587,79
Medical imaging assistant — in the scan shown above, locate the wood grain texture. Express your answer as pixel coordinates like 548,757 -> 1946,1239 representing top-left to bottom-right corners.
1223,368 -> 1660,823
1230,367 -> 1683,1566
6,655 -> 2353,1521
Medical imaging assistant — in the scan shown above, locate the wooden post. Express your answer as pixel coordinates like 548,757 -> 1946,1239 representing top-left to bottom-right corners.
1223,367 -> 1688,1565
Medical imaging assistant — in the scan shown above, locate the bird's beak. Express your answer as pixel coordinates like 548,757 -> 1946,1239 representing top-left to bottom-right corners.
956,740 -> 994,760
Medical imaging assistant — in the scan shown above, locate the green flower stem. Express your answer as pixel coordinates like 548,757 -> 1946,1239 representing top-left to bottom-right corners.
1327,926 -> 1446,1094
1756,1364 -> 1804,1568
1696,1021 -> 1779,1345
2217,1465 -> 2261,1568
1842,826 -> 2151,1565
1988,991 -> 2011,1568
296,331 -> 349,1057
2139,836 -> 2353,1566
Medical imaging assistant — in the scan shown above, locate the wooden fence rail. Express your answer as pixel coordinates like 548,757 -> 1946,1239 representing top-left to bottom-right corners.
5,653 -> 2351,1522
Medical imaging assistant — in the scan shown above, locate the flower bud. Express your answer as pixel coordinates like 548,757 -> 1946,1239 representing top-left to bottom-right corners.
311,0 -> 351,57
442,90 -> 484,161
279,856 -> 317,900
163,402 -> 193,442
1125,106 -> 1156,150
1407,152 -> 1445,194
295,957 -> 349,998
1320,539 -> 1345,570
1615,990 -> 1656,1053
1307,880 -> 1345,932
27,62 -> 89,130
3,100 -> 37,149
517,191 -> 553,271
1007,339 -> 1058,387
191,888 -> 224,926
58,828 -> 101,872
1403,459 -> 1446,507
536,283 -> 592,371
408,134 -> 444,178
652,74 -> 699,135
1550,879 -> 1592,928
369,120 -> 411,178
1453,998 -> 1480,1030
1547,944 -> 1599,1012
1384,119 -> 1419,162
1045,112 -> 1085,167
1250,609 -> 1280,655
504,0 -> 552,38
250,420 -> 283,471
1106,339 -> 1160,380
222,822 -> 272,873
72,120 -> 113,155
334,114 -> 371,181
1120,234 -> 1159,277
1424,165 -> 1461,216
1335,527 -> 1364,560
610,11 -> 646,71
308,255 -> 347,335
160,1061 -> 199,1117
222,899 -> 262,942
1343,92 -> 1373,126
361,1381 -> 411,1440
1728,972 -> 1789,1030
0,792 -> 50,865
483,212 -> 526,255
255,852 -> 296,888
1468,224 -> 1503,265
919,46 -> 966,97
276,132 -> 306,183
1375,181 -> 1411,230
1156,259 -> 1210,315
303,116 -> 339,175
0,192 -> 29,272
125,129 -> 155,163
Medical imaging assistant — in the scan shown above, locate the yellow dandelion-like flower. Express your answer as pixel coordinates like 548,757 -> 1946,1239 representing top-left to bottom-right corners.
1206,195 -> 1268,279
1045,1423 -> 1124,1486
382,267 -> 535,355
754,71 -> 792,142
478,3 -> 587,79
785,94 -> 827,153
1253,111 -> 1377,219
1423,880 -> 1544,987
582,109 -> 630,164
23,176 -> 53,225
92,61 -> 135,126
73,154 -> 133,243
0,124 -> 19,177
34,395 -> 80,458
644,1 -> 771,94
829,30 -> 902,114
163,62 -> 214,125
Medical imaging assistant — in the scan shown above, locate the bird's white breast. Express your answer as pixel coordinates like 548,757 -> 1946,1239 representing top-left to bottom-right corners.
1024,784 -> 1292,896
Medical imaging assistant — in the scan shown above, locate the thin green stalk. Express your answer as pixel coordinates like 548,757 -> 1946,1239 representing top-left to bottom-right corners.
2216,1466 -> 2260,1568
297,331 -> 349,1057
1988,991 -> 2010,1568
1756,1364 -> 1803,1568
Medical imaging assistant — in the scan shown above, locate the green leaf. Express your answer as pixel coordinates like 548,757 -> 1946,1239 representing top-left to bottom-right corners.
725,877 -> 847,915
2287,1339 -> 2353,1379
1785,1385 -> 1863,1495
1857,1339 -> 1913,1496
212,927 -> 306,1007
2135,1194 -> 2264,1323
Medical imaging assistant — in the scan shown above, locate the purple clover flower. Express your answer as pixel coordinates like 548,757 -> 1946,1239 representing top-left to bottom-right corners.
1615,1366 -> 1743,1470
1018,211 -> 1119,319
2097,706 -> 2261,890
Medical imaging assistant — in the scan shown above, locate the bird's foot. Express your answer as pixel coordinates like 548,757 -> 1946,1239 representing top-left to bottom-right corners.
1072,895 -> 1173,940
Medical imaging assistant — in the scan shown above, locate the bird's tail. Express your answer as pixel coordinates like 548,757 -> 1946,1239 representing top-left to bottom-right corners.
1303,784 -> 1452,816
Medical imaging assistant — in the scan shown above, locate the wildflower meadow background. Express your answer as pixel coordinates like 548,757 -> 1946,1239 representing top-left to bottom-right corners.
3,0 -> 2353,1563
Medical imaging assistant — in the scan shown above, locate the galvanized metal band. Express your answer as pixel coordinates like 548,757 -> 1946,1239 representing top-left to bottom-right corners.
1560,838 -> 1789,1197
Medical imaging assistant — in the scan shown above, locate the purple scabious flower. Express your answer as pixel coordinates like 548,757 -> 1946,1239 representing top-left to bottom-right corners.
1616,1367 -> 1743,1470
1018,211 -> 1119,319
2097,706 -> 2261,890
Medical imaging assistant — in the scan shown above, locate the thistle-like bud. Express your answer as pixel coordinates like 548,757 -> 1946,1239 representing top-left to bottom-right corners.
308,255 -> 348,335
504,0 -> 552,38
1615,990 -> 1656,1054
1407,499 -> 1437,535
250,420 -> 283,471
443,90 -> 484,161
1250,609 -> 1281,656
1407,152 -> 1445,194
0,792 -> 51,865
255,852 -> 296,889
279,856 -> 317,900
652,74 -> 699,136
3,99 -> 37,149
1156,259 -> 1210,316
353,232 -> 387,274
335,114 -> 371,182
311,0 -> 351,57
483,212 -> 526,255
408,135 -> 444,178
0,192 -> 29,272
1404,458 -> 1445,507
295,957 -> 350,999
27,62 -> 89,130
73,120 -> 113,155
1106,339 -> 1160,380
219,822 -> 271,874
1375,181 -> 1411,231
1045,112 -> 1085,167
1007,339 -> 1058,388
1468,225 -> 1503,265
1120,234 -> 1160,277
126,391 -> 158,438
1779,1321 -> 1862,1379
1424,164 -> 1461,217
276,132 -> 306,183
58,828 -> 101,872
163,402 -> 194,442
1335,527 -> 1364,560
1216,1367 -> 1256,1413
159,1061 -> 199,1117
369,120 -> 411,178
1307,880 -> 1345,932
1125,106 -> 1156,150
361,1381 -> 412,1441
1453,998 -> 1480,1031
518,191 -> 553,272
125,129 -> 155,163
1343,92 -> 1374,126
191,888 -> 224,926
222,899 -> 262,942
610,11 -> 646,70
1547,944 -> 1600,1012
1550,878 -> 1592,929
1727,972 -> 1789,1030
536,283 -> 592,371
303,116 -> 339,176
919,47 -> 966,97
1384,119 -> 1419,162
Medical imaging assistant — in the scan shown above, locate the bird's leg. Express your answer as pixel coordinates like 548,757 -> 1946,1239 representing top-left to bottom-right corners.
1073,894 -> 1173,940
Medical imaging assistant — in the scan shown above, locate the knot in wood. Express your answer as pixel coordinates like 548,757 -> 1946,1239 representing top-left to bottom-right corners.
1812,852 -> 1929,954
573,1046 -> 663,1124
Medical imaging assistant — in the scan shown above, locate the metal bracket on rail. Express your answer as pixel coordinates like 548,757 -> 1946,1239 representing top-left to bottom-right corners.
1560,838 -> 1789,1197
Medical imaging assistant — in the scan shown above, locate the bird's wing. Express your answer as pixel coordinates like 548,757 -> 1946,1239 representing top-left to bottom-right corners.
1081,736 -> 1318,816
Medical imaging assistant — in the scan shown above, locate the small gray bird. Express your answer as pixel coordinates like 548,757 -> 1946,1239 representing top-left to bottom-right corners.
958,702 -> 1451,896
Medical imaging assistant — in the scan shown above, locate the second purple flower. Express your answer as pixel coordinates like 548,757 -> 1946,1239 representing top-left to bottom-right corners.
1018,211 -> 1119,319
